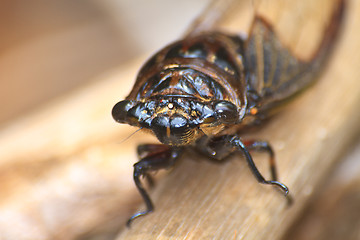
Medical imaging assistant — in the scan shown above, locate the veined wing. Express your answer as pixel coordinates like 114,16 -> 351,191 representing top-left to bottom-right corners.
244,0 -> 345,113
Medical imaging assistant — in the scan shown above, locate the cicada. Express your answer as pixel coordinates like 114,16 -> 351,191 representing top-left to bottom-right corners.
112,0 -> 345,226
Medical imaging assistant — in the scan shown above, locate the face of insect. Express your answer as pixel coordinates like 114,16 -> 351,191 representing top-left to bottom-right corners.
112,97 -> 238,146
112,33 -> 245,146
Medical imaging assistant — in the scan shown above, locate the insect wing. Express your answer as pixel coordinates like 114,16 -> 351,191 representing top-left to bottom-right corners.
244,0 -> 345,113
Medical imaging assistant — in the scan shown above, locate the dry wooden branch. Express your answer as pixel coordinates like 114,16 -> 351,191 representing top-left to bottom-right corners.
0,58 -> 148,239
117,0 -> 360,239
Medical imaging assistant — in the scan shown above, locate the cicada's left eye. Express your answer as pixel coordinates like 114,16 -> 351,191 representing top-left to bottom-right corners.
112,100 -> 135,123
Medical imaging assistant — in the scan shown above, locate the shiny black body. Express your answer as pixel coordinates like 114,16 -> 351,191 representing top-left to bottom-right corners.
112,1 -> 345,226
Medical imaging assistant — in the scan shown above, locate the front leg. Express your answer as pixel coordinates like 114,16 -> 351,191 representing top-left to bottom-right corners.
196,135 -> 289,196
128,144 -> 182,227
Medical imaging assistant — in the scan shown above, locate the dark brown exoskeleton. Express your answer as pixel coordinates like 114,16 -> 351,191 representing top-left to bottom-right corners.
112,1 -> 345,226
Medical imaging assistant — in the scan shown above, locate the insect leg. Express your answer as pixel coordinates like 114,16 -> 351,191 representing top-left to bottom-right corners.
127,145 -> 181,227
242,140 -> 277,181
196,135 -> 288,196
229,136 -> 289,196
137,144 -> 174,188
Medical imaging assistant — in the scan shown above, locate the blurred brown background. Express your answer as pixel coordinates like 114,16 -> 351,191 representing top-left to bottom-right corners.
0,0 -> 209,127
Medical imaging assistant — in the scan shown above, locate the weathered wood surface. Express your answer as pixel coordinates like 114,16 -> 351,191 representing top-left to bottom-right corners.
117,0 -> 360,239
283,140 -> 360,240
0,0 -> 359,239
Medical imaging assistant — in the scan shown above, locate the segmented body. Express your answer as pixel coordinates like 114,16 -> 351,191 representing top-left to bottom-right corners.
128,33 -> 246,111
112,0 -> 345,226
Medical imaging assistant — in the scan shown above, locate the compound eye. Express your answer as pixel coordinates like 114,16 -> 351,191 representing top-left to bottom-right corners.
213,101 -> 238,123
112,100 -> 135,123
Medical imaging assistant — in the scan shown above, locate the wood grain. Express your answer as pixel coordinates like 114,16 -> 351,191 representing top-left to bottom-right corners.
283,140 -> 360,240
0,0 -> 359,239
117,0 -> 360,239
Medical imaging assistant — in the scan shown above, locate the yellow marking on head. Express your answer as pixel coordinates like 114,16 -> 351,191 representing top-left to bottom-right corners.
224,67 -> 235,75
200,125 -> 224,136
164,64 -> 180,69
208,54 -> 216,62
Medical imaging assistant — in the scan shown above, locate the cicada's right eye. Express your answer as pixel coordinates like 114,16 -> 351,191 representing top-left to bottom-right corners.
112,100 -> 135,123
213,101 -> 238,124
